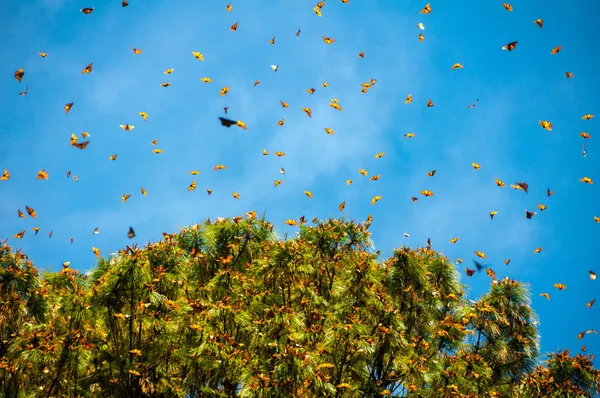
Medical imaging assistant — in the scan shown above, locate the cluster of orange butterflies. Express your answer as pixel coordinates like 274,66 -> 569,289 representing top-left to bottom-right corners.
4,1 -> 598,344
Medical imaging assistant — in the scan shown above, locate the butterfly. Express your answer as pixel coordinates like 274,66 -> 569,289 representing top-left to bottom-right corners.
160,82 -> 171,87
152,149 -> 163,154
324,128 -> 334,135
590,271 -> 597,280
278,119 -> 284,126
127,227 -> 136,239
420,190 -> 434,197
109,154 -> 118,161
122,194 -> 131,203
304,191 -> 313,199
269,36 -> 275,44
587,299 -> 596,308
80,7 -> 94,14
472,162 -> 480,170
65,102 -> 74,114
451,63 -> 463,70
322,82 -> 329,87
449,237 -> 459,244
254,80 -> 261,87
285,219 -> 297,226
580,132 -> 590,139
14,231 -> 26,239
220,86 -> 230,96
468,99 -> 479,109
537,204 -> 547,211
92,247 -> 100,256
540,293 -> 550,301
358,51 -> 365,58
534,247 -> 543,253
296,29 -> 301,36
405,94 -> 413,104
302,107 -> 312,117
419,33 -> 424,42
580,176 -> 593,184
474,251 -> 486,258
405,133 -> 415,138
122,0 -> 128,6
582,114 -> 594,120
502,41 -> 518,51
192,52 -> 204,60
138,112 -> 148,121
164,68 -> 174,75
232,192 -> 240,199
213,165 -> 226,170
19,86 -> 29,96
551,45 -> 562,54
490,211 -> 498,220
321,36 -> 335,44
200,77 -> 212,83
188,181 -> 197,191
465,268 -> 476,277
533,19 -> 543,28
339,201 -> 346,212
375,152 -> 385,159
565,72 -> 573,78
427,99 -> 434,107
503,3 -> 512,11
230,22 -> 238,31
417,22 -> 424,30
38,52 -> 47,58
1,169 -> 9,180
547,188 -> 554,197
226,2 -> 232,11
426,170 -> 436,177
553,283 -> 566,290
132,47 -> 143,54
37,170 -> 48,180
82,62 -> 93,74
504,259 -> 511,265
141,188 -> 147,196
274,180 -> 283,187
206,188 -> 213,195
371,196 -> 382,205
525,210 -> 537,219
120,124 -> 135,131
495,179 -> 505,187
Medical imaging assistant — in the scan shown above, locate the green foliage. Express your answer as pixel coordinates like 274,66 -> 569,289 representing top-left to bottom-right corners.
0,217 -> 598,397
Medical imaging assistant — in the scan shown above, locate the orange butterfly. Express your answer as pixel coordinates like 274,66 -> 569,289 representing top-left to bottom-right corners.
230,22 -> 238,31
15,68 -> 24,83
82,62 -> 93,74
502,41 -> 518,51
420,3 -> 431,14
551,45 -> 562,54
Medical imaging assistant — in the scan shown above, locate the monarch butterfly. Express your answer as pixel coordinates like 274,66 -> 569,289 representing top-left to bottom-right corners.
14,231 -> 26,239
590,270 -> 597,280
37,170 -> 48,180
525,210 -> 537,219
504,259 -> 511,265
302,107 -> 312,117
371,195 -> 382,205
206,188 -> 213,195
565,72 -> 573,78
304,191 -> 313,198
213,165 -> 226,170
495,179 -> 505,187
474,251 -> 486,258
120,124 -> 135,131
80,7 -> 94,14
141,187 -> 147,196
465,268 -> 476,277
490,211 -> 498,220
322,82 -> 329,87
358,169 -> 368,176
539,120 -> 552,130
405,94 -> 413,104
324,128 -> 334,135
533,18 -> 543,28
230,22 -> 238,31
449,237 -> 459,243
321,36 -> 335,44
269,36 -> 275,44
314,6 -> 322,16
254,80 -> 261,87
547,188 -> 554,197
18,85 -> 28,96
200,77 -> 212,83
122,0 -> 128,6
1,169 -> 9,180
534,247 -> 543,253
32,227 -> 39,234
516,181 -> 529,193
280,167 -> 285,174
296,29 -> 301,36
160,82 -> 171,87
472,162 -> 480,169
580,176 -> 593,184
503,3 -> 512,11
274,151 -> 285,157
419,33 -> 424,42
405,133 -> 415,138
226,2 -> 232,11
417,22 -> 424,30
220,86 -> 230,96
138,112 -> 148,121
92,247 -> 100,256
468,99 -> 479,109
152,149 -> 163,154
427,170 -> 436,177
262,149 -> 268,155
537,204 -> 547,211
540,293 -> 550,300
278,119 -> 284,126
358,51 -> 365,58
38,52 -> 47,58
551,45 -> 562,54
188,181 -> 197,191
329,102 -> 342,110
236,118 -> 246,129
164,68 -> 174,74
192,52 -> 204,60
375,152 -> 385,159
411,196 -> 418,203
274,180 -> 282,187
307,88 -> 316,94
122,194 -> 131,203
420,189 -> 434,197
339,201 -> 345,212
94,227 -> 100,234
370,174 -> 380,181
587,299 -> 596,308
420,3 -> 431,14
553,283 -> 566,290
219,117 -> 237,127
82,62 -> 93,74
502,41 -> 518,51
580,132 -> 590,139
285,219 -> 297,226
451,63 -> 463,70
582,114 -> 594,120
151,139 -> 158,145
18,209 -> 25,218
127,227 -> 136,239
132,47 -> 143,54
109,154 -> 118,161
65,102 -> 73,114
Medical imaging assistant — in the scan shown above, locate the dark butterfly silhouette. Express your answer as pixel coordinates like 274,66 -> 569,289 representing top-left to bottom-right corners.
219,117 -> 237,127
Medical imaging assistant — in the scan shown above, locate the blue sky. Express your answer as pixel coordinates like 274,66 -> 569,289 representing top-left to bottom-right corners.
1,0 -> 598,360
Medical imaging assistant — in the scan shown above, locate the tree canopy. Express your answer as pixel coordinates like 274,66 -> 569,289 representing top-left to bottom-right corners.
1,215 -> 598,397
